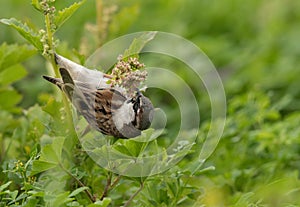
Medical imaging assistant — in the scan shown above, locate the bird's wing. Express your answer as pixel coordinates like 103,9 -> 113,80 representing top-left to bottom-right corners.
54,54 -> 110,89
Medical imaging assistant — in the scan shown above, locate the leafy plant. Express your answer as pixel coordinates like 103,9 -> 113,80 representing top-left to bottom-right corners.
0,1 -> 205,206
2,0 -> 300,206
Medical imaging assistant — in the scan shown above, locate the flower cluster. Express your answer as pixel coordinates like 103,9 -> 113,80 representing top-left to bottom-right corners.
39,29 -> 48,56
38,0 -> 58,56
109,56 -> 147,97
39,29 -> 58,56
40,0 -> 56,17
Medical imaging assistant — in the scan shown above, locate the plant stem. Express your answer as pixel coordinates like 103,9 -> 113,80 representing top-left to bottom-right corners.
100,173 -> 112,200
59,162 -> 96,202
111,174 -> 122,188
44,9 -> 78,152
45,13 -> 58,76
44,7 -> 84,200
123,181 -> 144,207
100,173 -> 122,200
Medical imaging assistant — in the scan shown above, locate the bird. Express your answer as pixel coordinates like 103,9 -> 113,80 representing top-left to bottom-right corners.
43,54 -> 154,138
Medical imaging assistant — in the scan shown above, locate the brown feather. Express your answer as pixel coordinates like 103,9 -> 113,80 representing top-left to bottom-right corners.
43,67 -> 149,138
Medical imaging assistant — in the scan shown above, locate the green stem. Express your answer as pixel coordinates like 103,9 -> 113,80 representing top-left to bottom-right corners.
100,172 -> 112,200
41,1 -> 88,203
110,174 -> 122,188
44,10 -> 78,151
100,173 -> 122,200
59,162 -> 95,202
45,13 -> 59,77
123,181 -> 144,207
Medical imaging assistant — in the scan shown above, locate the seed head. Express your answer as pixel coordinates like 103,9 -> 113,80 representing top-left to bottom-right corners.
109,56 -> 147,97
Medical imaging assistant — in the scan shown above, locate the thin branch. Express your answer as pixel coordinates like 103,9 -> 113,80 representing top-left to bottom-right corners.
100,173 -> 122,201
111,174 -> 122,188
45,13 -> 59,77
59,163 -> 95,202
100,173 -> 112,200
123,181 -> 144,207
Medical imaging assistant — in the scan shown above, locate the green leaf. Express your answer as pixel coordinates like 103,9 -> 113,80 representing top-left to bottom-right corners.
68,186 -> 89,197
123,31 -> 157,59
42,96 -> 63,118
22,197 -> 39,207
31,136 -> 65,175
0,18 -> 43,51
52,192 -> 73,206
54,0 -> 86,31
0,181 -> 12,192
31,0 -> 42,12
41,136 -> 65,162
0,43 -> 36,72
0,64 -> 27,85
90,197 -> 112,207
31,160 -> 58,176
87,204 -> 103,207
114,139 -> 145,157
26,104 -> 50,125
9,190 -> 19,201
0,88 -> 22,110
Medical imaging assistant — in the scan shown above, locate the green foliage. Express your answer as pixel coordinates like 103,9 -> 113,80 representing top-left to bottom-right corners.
31,136 -> 65,175
108,3 -> 140,38
0,18 -> 43,51
0,43 -> 36,113
1,0 -> 300,206
123,31 -> 157,59
0,43 -> 36,71
54,0 -> 86,32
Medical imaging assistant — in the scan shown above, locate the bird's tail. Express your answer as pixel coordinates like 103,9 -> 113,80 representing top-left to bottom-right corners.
43,69 -> 76,100
42,75 -> 63,89
54,53 -> 110,89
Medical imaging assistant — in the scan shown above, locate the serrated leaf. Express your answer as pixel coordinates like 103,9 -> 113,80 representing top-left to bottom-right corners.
31,136 -> 65,175
31,0 -> 42,12
123,31 -> 157,59
0,43 -> 36,71
0,18 -> 43,51
54,0 -> 86,31
39,137 -> 65,163
0,64 -> 27,85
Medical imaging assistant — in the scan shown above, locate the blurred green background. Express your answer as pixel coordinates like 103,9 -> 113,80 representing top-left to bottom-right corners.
1,0 -> 300,206
1,0 -> 300,110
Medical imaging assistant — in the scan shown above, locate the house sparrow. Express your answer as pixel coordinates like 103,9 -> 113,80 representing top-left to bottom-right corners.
43,54 -> 154,138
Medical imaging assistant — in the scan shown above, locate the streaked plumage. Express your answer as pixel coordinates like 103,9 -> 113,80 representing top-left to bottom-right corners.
43,54 -> 154,138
